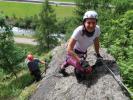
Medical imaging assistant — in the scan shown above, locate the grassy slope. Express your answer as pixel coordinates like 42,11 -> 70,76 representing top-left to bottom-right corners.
0,1 -> 75,19
0,68 -> 38,100
0,43 -> 48,99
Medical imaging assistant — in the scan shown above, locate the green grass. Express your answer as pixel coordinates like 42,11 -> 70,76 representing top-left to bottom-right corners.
53,5 -> 75,19
0,43 -> 49,100
15,43 -> 51,56
0,1 -> 75,19
0,1 -> 41,17
15,43 -> 37,54
0,69 -> 37,100
0,64 -> 47,100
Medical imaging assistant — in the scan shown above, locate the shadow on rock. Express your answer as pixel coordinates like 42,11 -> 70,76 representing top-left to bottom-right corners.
75,59 -> 118,87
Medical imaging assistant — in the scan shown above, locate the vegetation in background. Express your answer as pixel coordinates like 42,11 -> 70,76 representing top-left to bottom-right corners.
112,0 -> 133,15
0,1 -> 75,29
0,1 -> 41,18
0,1 -> 74,18
0,42 -> 52,99
0,14 -> 26,77
62,17 -> 78,40
100,1 -> 133,93
74,0 -> 112,24
102,10 -> 133,92
0,0 -> 133,99
36,0 -> 58,51
12,16 -> 37,29
0,69 -> 34,100
0,1 -> 72,99
56,17 -> 76,40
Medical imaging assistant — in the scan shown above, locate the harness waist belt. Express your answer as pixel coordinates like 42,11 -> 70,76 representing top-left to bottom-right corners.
74,49 -> 87,54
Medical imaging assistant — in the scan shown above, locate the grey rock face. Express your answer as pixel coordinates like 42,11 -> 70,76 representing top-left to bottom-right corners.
29,45 -> 130,100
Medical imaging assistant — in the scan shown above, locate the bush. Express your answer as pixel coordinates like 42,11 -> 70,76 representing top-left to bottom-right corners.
102,10 -> 133,92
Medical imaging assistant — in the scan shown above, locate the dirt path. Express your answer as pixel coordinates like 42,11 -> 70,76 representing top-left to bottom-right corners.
14,37 -> 37,45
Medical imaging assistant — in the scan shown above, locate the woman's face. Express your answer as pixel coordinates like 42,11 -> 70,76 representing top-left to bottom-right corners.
84,18 -> 96,32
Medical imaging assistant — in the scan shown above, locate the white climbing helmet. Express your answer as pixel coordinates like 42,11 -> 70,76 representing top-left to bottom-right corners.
83,10 -> 98,20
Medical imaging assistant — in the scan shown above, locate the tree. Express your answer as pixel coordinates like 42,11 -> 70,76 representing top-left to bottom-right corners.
0,14 -> 26,77
74,0 -> 112,24
112,0 -> 132,15
102,10 -> 133,90
36,0 -> 58,51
